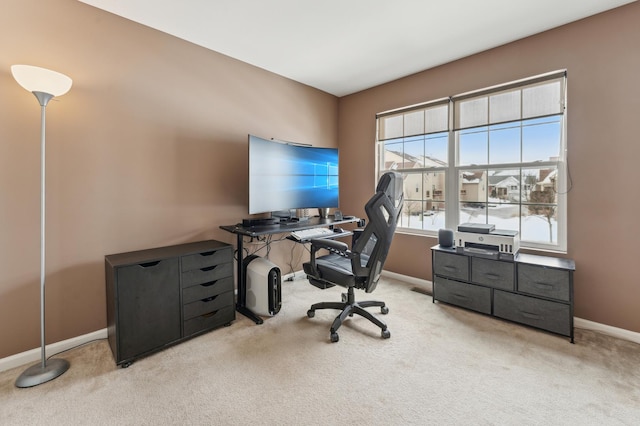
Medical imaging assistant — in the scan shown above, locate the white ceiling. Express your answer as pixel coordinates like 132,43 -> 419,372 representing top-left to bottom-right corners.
78,0 -> 635,97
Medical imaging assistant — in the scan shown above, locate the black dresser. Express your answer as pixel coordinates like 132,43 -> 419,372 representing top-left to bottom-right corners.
431,245 -> 575,342
105,240 -> 235,367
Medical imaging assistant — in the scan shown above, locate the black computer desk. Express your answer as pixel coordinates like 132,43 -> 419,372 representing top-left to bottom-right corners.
220,215 -> 361,324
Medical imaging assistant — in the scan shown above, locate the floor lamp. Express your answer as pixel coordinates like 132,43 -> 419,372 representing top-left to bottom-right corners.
11,65 -> 73,388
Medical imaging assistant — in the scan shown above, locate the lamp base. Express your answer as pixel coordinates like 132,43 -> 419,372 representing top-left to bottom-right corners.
15,358 -> 69,388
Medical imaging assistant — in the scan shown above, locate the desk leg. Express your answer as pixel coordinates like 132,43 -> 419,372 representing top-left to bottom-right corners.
235,233 -> 263,325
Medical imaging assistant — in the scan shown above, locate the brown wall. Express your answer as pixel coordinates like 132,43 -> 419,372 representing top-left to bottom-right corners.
338,2 -> 640,333
0,0 -> 338,358
1,1 -> 639,360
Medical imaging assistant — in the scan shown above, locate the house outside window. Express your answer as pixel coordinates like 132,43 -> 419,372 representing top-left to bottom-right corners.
376,70 -> 568,252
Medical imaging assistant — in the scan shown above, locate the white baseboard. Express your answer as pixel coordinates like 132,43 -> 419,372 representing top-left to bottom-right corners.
0,328 -> 108,373
573,318 -> 640,344
382,270 -> 640,345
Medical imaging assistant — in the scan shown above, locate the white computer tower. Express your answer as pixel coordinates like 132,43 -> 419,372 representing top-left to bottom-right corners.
243,255 -> 281,316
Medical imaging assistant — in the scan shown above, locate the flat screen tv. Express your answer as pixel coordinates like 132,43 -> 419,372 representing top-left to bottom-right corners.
248,134 -> 339,215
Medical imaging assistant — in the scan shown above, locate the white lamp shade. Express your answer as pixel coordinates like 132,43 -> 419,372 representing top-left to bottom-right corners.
11,65 -> 72,97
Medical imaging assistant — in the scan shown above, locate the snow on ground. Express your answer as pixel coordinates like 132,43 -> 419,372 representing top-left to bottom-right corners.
402,205 -> 557,244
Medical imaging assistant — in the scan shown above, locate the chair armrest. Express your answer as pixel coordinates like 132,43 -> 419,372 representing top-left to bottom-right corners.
309,238 -> 349,254
305,238 -> 352,279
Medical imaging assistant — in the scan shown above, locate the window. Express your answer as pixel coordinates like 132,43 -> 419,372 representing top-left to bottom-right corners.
376,100 -> 449,231
376,71 -> 568,252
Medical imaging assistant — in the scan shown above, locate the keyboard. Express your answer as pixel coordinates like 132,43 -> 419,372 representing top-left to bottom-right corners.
290,227 -> 335,241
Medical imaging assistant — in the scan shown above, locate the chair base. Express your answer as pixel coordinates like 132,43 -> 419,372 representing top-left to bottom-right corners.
307,287 -> 390,342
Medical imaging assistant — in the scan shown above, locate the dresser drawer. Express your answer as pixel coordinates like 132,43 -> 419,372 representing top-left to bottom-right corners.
181,262 -> 233,288
183,305 -> 235,337
472,257 -> 514,291
493,290 -> 571,336
181,248 -> 231,272
434,276 -> 491,315
183,276 -> 233,304
433,251 -> 469,281
183,290 -> 234,321
117,258 -> 179,287
517,263 -> 570,302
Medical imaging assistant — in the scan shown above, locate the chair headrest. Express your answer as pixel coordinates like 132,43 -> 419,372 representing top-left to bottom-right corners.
376,171 -> 403,204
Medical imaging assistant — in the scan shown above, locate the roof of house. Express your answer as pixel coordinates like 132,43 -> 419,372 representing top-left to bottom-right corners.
488,175 -> 519,186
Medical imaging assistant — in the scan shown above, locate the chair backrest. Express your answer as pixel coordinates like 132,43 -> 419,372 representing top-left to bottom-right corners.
352,171 -> 404,293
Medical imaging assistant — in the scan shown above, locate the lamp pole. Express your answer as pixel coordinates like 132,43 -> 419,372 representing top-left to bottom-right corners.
12,65 -> 72,388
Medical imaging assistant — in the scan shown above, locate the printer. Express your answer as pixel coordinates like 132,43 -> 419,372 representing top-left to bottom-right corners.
455,223 -> 519,260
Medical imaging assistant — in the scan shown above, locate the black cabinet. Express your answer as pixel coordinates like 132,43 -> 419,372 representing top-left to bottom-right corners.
106,240 -> 235,366
432,245 -> 575,342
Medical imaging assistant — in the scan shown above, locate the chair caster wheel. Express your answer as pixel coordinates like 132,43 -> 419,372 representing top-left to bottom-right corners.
381,329 -> 390,339
381,306 -> 389,315
307,310 -> 315,318
330,332 -> 339,343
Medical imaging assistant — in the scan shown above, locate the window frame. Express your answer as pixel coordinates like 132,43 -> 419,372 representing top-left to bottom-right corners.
376,70 -> 568,253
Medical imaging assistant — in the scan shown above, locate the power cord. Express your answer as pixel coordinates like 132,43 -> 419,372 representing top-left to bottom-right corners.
46,336 -> 108,360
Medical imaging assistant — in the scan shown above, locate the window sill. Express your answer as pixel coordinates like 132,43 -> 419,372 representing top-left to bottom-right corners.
396,227 -> 567,255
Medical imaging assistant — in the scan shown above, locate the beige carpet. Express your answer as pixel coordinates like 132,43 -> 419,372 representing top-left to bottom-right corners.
1,276 -> 639,425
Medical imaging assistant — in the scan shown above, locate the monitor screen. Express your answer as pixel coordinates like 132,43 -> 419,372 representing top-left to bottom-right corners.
248,134 -> 339,215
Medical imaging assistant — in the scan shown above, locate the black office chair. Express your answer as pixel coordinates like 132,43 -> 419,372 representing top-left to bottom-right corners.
303,171 -> 404,342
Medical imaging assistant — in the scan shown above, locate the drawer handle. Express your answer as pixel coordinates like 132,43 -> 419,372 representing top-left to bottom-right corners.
443,265 -> 458,271
452,293 -> 470,300
202,295 -> 218,303
139,261 -> 160,268
201,280 -> 217,287
521,311 -> 542,320
485,273 -> 500,280
201,265 -> 217,272
534,282 -> 554,289
201,309 -> 219,318
200,251 -> 215,257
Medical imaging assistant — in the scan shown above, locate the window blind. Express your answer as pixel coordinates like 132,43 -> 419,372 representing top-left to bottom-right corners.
453,71 -> 566,131
377,99 -> 449,141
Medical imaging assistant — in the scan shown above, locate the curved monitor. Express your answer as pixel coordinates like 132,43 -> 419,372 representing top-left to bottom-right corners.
248,134 -> 339,215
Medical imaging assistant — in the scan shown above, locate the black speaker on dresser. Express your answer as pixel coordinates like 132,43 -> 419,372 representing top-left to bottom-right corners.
438,228 -> 454,247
